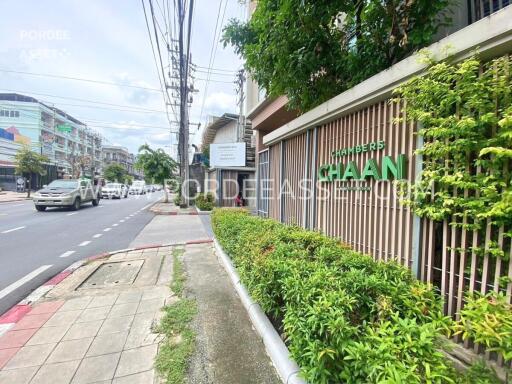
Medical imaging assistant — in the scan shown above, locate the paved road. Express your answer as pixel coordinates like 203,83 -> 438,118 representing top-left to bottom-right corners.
0,191 -> 163,315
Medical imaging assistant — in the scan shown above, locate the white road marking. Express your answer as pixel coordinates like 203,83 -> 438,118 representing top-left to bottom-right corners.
93,233 -> 103,238
119,220 -> 125,223
129,214 -> 134,217
141,203 -> 152,210
67,212 -> 78,216
78,241 -> 91,247
1,226 -> 26,234
112,223 -> 118,227
104,228 -> 112,232
0,265 -> 52,300
59,250 -> 75,258
11,204 -> 25,207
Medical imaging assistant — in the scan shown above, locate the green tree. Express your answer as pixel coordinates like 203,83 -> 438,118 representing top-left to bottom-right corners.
14,146 -> 49,198
135,144 -> 178,203
103,163 -> 127,183
223,0 -> 451,112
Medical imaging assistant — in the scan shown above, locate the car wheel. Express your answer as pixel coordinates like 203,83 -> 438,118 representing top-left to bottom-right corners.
71,197 -> 81,211
92,197 -> 99,206
35,205 -> 46,212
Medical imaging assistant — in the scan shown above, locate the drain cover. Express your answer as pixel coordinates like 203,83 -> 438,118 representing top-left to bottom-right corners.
78,260 -> 144,289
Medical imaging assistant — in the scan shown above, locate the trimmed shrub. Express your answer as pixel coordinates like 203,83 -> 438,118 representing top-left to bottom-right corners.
212,208 -> 457,383
195,192 -> 214,211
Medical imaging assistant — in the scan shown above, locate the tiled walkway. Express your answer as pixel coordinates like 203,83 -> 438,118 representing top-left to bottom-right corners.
0,247 -> 176,384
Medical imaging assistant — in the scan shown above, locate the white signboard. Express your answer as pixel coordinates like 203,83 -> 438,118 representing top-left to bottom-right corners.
210,143 -> 246,167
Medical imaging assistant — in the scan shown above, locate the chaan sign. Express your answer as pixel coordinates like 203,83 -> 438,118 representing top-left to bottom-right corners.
318,140 -> 407,186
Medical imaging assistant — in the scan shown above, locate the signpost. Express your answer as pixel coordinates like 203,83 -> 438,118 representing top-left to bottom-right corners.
210,143 -> 246,167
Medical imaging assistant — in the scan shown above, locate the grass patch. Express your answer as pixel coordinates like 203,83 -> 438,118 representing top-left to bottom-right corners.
155,247 -> 197,384
171,248 -> 186,296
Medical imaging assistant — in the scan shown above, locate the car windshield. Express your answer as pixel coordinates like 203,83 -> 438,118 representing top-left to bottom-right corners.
105,183 -> 121,188
47,180 -> 78,189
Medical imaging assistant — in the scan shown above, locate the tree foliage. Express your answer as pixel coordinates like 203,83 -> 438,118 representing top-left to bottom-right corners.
223,0 -> 451,112
135,144 -> 178,202
103,162 -> 127,183
395,55 -> 512,245
14,146 -> 49,197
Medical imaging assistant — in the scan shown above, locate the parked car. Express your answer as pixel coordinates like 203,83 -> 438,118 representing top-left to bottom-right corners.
101,183 -> 128,199
130,181 -> 146,195
33,179 -> 100,211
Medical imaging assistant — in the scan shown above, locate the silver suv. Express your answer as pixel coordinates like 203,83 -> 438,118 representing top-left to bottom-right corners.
33,179 -> 100,212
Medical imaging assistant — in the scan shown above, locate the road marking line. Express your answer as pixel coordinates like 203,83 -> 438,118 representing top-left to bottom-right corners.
78,241 -> 91,246
11,204 -> 25,207
0,265 -> 52,300
104,228 -> 112,232
119,220 -> 125,223
93,233 -> 103,238
59,251 -> 75,258
112,223 -> 118,227
129,214 -> 134,217
142,203 -> 152,210
67,212 -> 78,216
1,226 -> 26,234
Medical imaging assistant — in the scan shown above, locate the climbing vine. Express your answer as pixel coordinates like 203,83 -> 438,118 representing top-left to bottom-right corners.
394,54 -> 512,253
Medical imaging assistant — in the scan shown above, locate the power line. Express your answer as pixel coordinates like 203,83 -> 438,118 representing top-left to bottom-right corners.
0,68 -> 161,92
0,88 -> 169,113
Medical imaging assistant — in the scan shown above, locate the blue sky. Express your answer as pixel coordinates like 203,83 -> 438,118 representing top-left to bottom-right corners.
0,0 -> 245,158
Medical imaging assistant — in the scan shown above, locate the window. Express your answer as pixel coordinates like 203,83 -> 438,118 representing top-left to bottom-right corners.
0,110 -> 20,118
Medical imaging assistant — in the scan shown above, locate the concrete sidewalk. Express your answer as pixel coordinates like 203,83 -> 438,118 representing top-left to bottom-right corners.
0,191 -> 31,203
0,246 -> 176,384
0,213 -> 279,384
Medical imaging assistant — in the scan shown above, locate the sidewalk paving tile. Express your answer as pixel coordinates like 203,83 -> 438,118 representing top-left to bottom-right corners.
114,344 -> 157,378
115,292 -> 142,305
108,303 -> 138,318
112,370 -> 154,384
130,312 -> 154,333
3,343 -> 55,369
86,332 -> 128,357
63,320 -> 103,341
71,352 -> 120,384
87,295 -> 118,309
26,325 -> 69,345
136,298 -> 165,314
46,337 -> 94,363
141,287 -> 168,301
0,347 -> 19,369
76,306 -> 111,323
98,316 -> 134,335
12,312 -> 53,330
124,329 -> 160,350
0,329 -> 37,349
0,365 -> 38,384
58,297 -> 93,312
43,310 -> 82,328
30,360 -> 81,384
28,301 -> 64,315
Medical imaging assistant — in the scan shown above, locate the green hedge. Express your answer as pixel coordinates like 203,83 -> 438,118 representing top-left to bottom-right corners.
195,192 -> 214,211
212,208 -> 458,383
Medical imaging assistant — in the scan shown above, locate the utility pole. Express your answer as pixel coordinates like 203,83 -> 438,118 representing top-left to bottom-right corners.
235,69 -> 246,142
176,0 -> 194,207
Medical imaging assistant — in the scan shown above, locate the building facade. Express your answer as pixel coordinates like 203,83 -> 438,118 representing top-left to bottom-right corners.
102,145 -> 142,180
247,1 -> 512,336
202,113 -> 256,208
0,93 -> 102,187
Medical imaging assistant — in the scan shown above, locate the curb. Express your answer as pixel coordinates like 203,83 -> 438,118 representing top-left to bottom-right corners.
213,239 -> 306,384
0,240 -> 213,337
150,209 -> 210,216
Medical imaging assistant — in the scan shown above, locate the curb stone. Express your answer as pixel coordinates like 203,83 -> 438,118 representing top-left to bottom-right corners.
0,239 -> 213,337
213,239 -> 307,384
